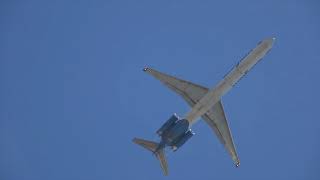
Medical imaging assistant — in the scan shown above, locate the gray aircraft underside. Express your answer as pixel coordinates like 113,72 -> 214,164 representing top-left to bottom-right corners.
133,37 -> 275,175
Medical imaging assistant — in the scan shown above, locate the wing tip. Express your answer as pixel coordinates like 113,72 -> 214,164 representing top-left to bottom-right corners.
132,137 -> 138,143
235,160 -> 240,168
142,67 -> 149,72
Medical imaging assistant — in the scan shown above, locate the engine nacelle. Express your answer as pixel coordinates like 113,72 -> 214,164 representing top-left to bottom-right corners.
172,130 -> 194,150
156,113 -> 179,136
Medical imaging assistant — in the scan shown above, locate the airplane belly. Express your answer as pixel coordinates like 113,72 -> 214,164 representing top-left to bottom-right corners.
185,38 -> 275,125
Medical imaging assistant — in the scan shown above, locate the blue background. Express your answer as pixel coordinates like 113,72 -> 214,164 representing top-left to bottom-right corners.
1,0 -> 319,179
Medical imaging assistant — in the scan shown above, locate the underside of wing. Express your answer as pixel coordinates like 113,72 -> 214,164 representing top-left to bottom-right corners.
143,67 -> 208,107
202,101 -> 240,166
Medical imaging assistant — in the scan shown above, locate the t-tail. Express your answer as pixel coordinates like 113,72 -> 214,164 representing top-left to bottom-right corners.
133,138 -> 169,176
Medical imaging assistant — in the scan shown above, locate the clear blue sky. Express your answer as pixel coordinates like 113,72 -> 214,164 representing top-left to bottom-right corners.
1,1 -> 319,179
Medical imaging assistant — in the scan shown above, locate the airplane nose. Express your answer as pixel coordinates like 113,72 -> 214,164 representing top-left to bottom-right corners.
267,37 -> 276,42
264,37 -> 275,47
271,37 -> 276,45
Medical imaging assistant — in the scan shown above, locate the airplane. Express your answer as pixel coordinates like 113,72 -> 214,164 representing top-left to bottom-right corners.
133,37 -> 275,175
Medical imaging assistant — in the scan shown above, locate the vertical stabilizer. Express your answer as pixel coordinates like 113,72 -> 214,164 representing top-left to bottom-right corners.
133,138 -> 169,175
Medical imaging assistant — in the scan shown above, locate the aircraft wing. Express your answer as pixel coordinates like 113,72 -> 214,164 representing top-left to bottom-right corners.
144,67 -> 240,166
202,101 -> 240,166
143,67 -> 208,107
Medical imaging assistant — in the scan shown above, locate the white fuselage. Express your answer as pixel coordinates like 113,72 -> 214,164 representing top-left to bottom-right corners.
185,38 -> 275,126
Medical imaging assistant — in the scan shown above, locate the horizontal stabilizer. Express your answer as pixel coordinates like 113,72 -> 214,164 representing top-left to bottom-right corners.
155,148 -> 168,175
133,138 -> 158,152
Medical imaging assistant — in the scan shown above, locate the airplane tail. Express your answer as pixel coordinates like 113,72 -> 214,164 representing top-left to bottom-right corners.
133,138 -> 169,175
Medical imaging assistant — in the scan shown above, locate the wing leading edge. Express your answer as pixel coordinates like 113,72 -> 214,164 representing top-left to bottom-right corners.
144,67 -> 240,166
